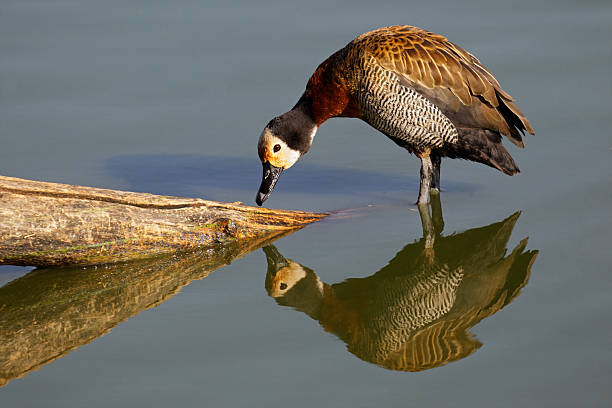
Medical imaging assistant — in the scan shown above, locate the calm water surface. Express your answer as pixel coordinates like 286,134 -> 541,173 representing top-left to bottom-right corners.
1,0 -> 611,407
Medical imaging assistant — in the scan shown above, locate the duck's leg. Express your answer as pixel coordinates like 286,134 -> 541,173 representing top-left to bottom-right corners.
417,154 -> 433,205
430,190 -> 445,235
417,191 -> 444,262
417,201 -> 435,251
431,154 -> 441,193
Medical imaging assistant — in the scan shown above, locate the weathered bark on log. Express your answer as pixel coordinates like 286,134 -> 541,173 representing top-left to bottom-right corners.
0,175 -> 327,266
0,231 -> 293,388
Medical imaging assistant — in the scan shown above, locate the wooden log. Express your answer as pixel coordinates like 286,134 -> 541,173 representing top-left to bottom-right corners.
0,232 -> 292,388
0,175 -> 327,267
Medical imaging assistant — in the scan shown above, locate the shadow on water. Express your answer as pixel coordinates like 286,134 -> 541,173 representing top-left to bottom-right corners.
264,200 -> 538,372
106,154 -> 478,199
0,231 -> 292,388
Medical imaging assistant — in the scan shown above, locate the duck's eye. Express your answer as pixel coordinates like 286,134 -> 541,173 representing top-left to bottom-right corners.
273,144 -> 281,153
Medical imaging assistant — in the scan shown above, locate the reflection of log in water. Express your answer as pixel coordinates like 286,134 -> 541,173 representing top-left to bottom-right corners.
0,231 -> 291,388
264,209 -> 538,372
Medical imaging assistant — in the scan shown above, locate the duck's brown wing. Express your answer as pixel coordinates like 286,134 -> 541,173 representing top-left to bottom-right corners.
352,26 -> 534,147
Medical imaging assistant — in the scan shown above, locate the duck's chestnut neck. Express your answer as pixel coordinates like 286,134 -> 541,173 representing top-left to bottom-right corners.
295,55 -> 360,126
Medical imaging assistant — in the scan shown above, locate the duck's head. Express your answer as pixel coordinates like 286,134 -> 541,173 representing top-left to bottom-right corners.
263,245 -> 324,319
263,245 -> 306,298
256,108 -> 317,206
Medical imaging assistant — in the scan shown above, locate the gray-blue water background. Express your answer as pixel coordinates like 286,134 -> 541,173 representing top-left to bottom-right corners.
1,0 -> 611,407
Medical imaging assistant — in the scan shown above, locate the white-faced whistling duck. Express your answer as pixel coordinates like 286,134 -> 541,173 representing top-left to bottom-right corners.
256,25 -> 534,206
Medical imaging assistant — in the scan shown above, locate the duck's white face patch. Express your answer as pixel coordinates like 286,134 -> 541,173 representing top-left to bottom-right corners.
265,260 -> 307,298
265,260 -> 324,298
257,128 -> 302,169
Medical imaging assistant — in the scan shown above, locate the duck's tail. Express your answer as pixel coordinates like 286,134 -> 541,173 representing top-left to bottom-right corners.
441,128 -> 520,176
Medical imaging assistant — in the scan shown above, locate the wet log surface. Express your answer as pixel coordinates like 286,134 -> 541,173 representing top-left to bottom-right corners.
0,175 -> 327,267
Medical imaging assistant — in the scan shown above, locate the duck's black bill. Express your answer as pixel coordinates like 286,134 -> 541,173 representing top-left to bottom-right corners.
256,162 -> 283,206
262,245 -> 289,275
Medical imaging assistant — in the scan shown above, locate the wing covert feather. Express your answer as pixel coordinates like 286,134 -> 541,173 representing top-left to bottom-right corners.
349,26 -> 534,145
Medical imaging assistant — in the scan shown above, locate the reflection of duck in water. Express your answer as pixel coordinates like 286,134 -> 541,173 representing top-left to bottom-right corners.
264,203 -> 538,372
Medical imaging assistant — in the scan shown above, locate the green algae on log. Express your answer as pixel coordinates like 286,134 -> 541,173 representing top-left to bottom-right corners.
0,231 -> 293,388
0,175 -> 327,267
